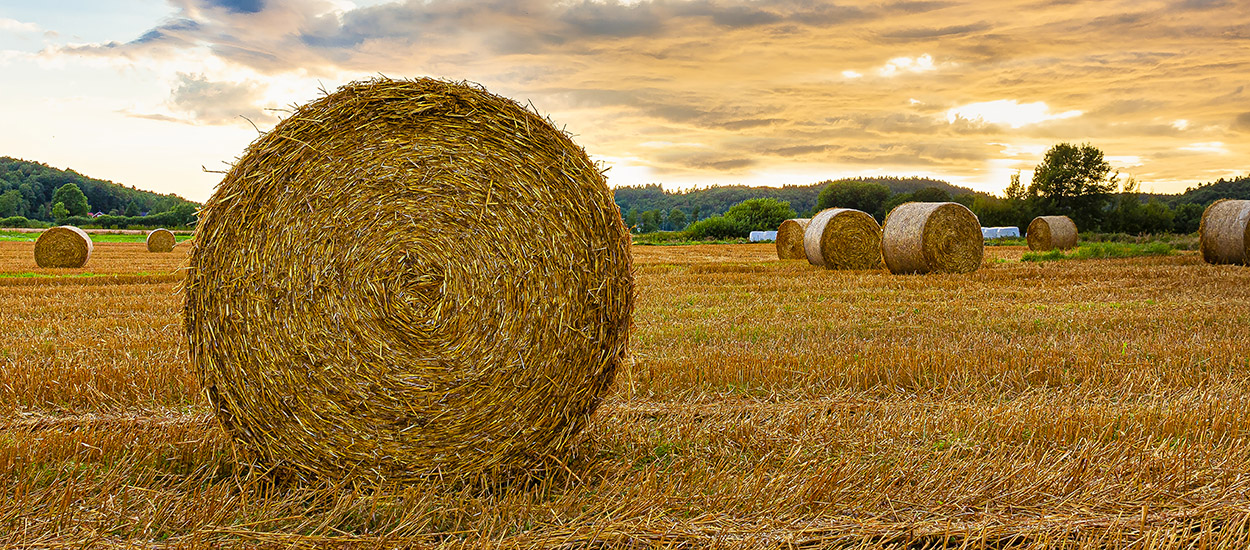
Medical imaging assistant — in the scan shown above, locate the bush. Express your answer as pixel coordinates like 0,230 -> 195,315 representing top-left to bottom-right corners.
722,198 -> 796,231
685,215 -> 746,240
0,216 -> 50,229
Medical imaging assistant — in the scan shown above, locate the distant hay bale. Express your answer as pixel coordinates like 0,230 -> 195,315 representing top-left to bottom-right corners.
33,226 -> 93,268
146,228 -> 176,253
1199,199 -> 1250,265
775,218 -> 810,259
1026,216 -> 1078,251
183,77 -> 634,482
881,202 -> 983,274
802,209 -> 882,270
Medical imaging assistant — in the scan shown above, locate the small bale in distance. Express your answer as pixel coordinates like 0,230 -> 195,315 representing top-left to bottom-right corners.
881,202 -> 983,274
1199,199 -> 1250,265
775,218 -> 810,259
183,77 -> 634,482
146,228 -> 177,253
802,208 -> 882,270
34,226 -> 93,268
1026,216 -> 1078,251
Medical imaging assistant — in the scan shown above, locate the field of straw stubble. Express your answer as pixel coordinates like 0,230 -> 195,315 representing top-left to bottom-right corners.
2,240 -> 1250,548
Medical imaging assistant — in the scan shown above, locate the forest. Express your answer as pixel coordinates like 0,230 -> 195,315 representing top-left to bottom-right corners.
616,144 -> 1250,237
0,157 -> 198,226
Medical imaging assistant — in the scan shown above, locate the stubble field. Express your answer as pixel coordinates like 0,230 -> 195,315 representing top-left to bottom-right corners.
2,240 -> 1250,548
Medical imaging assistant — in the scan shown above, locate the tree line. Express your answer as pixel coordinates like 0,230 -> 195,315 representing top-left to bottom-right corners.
0,157 -> 199,227
620,143 -> 1250,238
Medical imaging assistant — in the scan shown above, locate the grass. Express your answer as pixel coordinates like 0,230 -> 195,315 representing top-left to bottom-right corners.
0,230 -> 193,243
3,242 -> 1250,547
1022,241 -> 1174,262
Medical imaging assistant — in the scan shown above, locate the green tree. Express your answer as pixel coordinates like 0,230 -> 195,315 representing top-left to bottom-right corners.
1004,171 -> 1027,201
1173,203 -> 1204,234
723,198 -> 797,231
51,201 -> 69,223
52,183 -> 90,217
0,189 -> 22,218
911,186 -> 951,203
171,203 -> 198,226
624,207 -> 639,232
667,207 -> 687,231
640,209 -> 662,233
690,205 -> 701,222
816,181 -> 891,218
882,192 -> 914,219
685,215 -> 745,240
124,201 -> 141,217
1029,142 -> 1117,229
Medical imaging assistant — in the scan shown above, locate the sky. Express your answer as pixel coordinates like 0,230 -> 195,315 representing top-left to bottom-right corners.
0,0 -> 1247,203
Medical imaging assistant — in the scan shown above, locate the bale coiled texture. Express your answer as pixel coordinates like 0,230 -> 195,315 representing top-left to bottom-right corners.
881,202 -> 983,274
146,228 -> 177,253
1199,199 -> 1250,265
34,226 -> 93,268
183,78 -> 635,482
802,208 -> 882,270
1026,215 -> 1078,251
775,218 -> 809,259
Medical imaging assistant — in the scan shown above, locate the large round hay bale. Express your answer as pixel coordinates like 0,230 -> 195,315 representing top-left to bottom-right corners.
802,208 -> 883,270
1199,199 -> 1250,265
146,228 -> 177,253
775,218 -> 809,259
1026,215 -> 1078,251
33,226 -> 93,268
881,202 -> 983,274
183,78 -> 634,481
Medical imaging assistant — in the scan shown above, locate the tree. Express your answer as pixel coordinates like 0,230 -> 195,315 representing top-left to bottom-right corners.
1029,142 -> 1117,230
640,209 -> 662,233
124,201 -> 141,217
171,203 -> 198,226
1004,171 -> 1027,201
667,207 -> 687,231
1173,203 -> 1204,234
723,198 -> 797,231
816,181 -> 891,218
690,205 -> 701,222
911,186 -> 951,203
52,183 -> 90,217
624,207 -> 639,232
51,201 -> 69,223
0,189 -> 22,218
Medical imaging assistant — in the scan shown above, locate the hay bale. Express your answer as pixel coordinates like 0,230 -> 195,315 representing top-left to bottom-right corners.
1199,199 -> 1250,265
1026,216 -> 1078,251
881,202 -> 983,274
802,209 -> 882,269
183,77 -> 634,482
33,226 -> 93,268
775,218 -> 810,259
146,228 -> 177,253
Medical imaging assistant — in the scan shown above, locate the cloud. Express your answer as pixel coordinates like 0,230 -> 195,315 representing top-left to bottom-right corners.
879,22 -> 990,40
205,0 -> 267,14
134,73 -> 277,126
946,100 -> 1083,129
0,17 -> 41,34
878,54 -> 936,76
1233,112 -> 1250,132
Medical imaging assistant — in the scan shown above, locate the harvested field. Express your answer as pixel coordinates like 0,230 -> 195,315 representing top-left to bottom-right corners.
3,241 -> 1250,548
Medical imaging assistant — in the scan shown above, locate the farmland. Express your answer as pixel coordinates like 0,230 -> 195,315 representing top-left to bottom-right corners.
3,241 -> 1250,547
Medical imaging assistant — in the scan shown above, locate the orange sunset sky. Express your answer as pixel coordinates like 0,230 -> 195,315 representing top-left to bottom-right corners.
0,0 -> 1247,202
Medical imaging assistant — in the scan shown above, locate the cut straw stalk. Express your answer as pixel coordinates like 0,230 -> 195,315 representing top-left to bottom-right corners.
33,226 -> 93,268
1199,199 -> 1250,265
775,218 -> 809,260
146,228 -> 176,253
1026,216 -> 1078,251
802,208 -> 882,270
183,77 -> 634,482
881,202 -> 983,274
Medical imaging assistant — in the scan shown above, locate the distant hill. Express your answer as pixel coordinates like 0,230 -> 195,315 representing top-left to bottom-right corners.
614,176 -> 980,219
0,157 -> 198,222
1170,175 -> 1250,205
